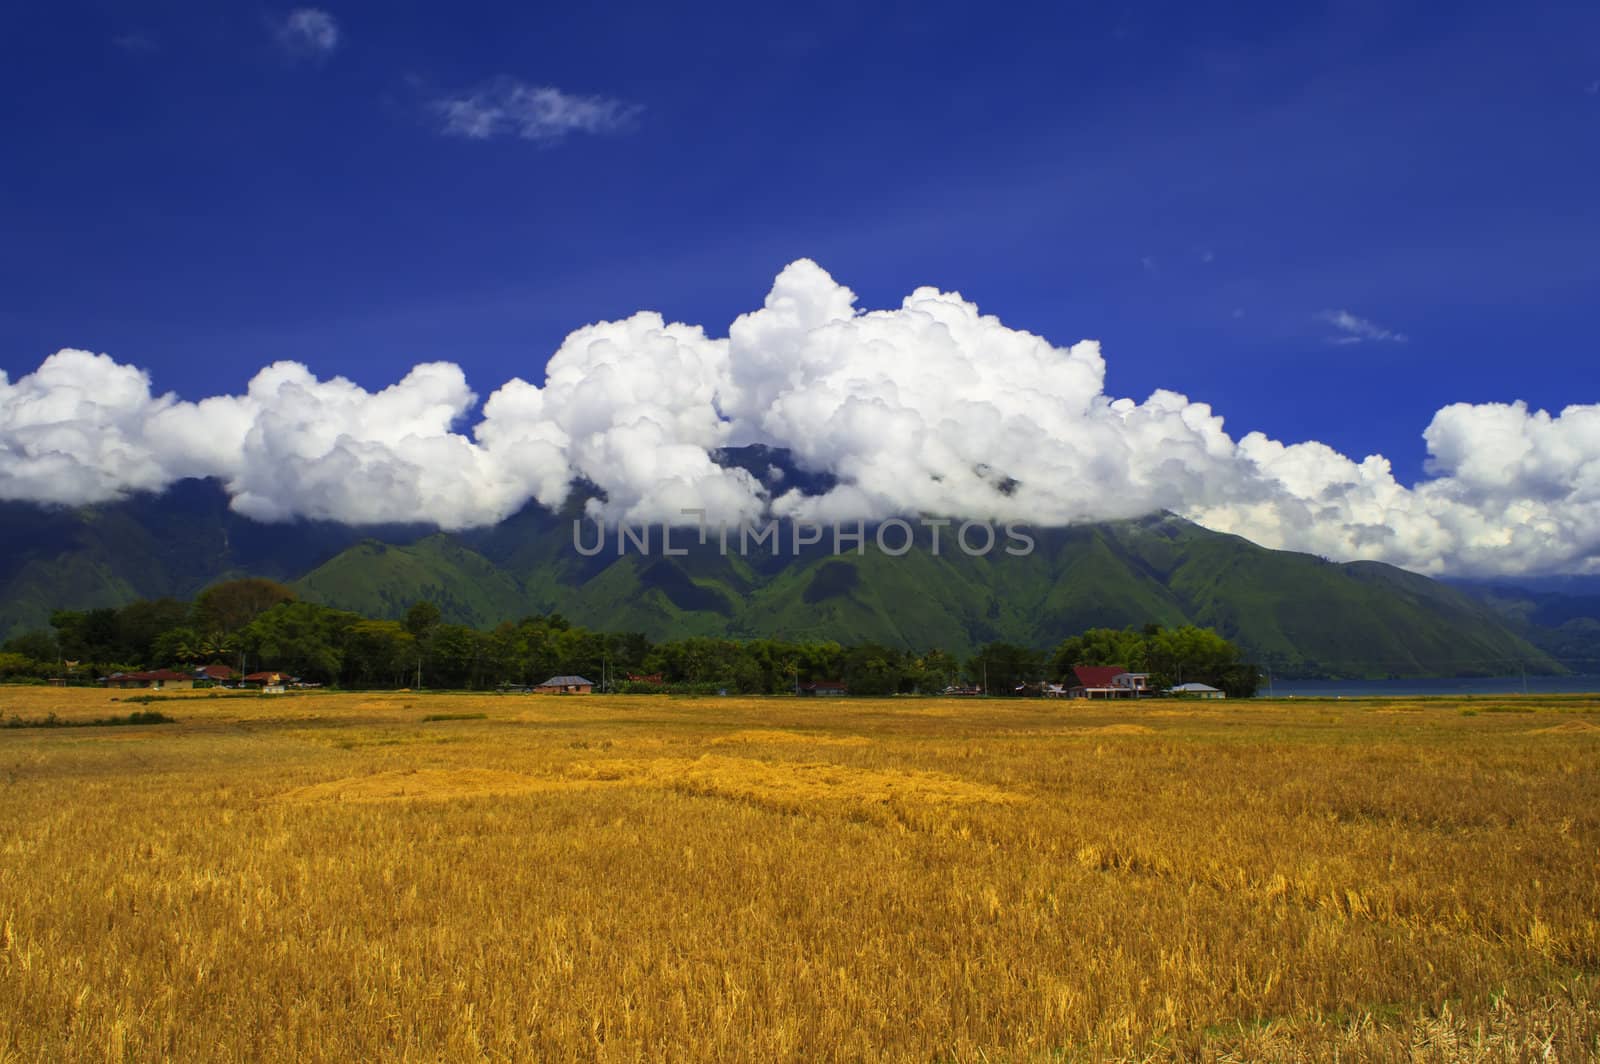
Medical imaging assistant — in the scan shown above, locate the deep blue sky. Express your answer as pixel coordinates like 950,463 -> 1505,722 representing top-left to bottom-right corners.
4,0 -> 1597,484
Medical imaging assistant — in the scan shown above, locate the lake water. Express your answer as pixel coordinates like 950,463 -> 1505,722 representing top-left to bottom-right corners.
1265,675 -> 1600,698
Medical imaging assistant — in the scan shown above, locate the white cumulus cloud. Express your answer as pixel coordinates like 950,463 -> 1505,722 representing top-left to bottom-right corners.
2,261 -> 1598,577
432,79 -> 637,142
0,350 -> 176,505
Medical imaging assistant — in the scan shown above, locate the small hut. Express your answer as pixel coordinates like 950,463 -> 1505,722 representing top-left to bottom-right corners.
1170,682 -> 1225,699
533,675 -> 595,694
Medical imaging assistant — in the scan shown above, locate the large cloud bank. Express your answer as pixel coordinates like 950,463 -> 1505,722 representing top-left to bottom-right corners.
2,260 -> 1596,576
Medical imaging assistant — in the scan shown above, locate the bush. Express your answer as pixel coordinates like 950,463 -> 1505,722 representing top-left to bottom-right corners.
2,710 -> 175,729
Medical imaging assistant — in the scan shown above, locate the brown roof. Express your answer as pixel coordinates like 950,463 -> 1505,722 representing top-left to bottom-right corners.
111,669 -> 192,682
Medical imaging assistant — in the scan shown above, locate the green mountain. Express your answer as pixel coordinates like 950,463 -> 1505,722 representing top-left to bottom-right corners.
1450,580 -> 1600,669
0,480 -> 428,638
0,479 -> 1563,678
293,536 -> 529,629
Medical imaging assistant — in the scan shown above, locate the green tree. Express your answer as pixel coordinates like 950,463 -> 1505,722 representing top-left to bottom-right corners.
342,621 -> 416,688
841,643 -> 903,696
403,601 -> 443,639
1050,627 -> 1149,679
240,602 -> 356,683
51,608 -> 121,665
969,642 -> 1046,695
906,648 -> 959,693
426,624 -> 486,689
2,630 -> 59,664
196,631 -> 238,664
402,601 -> 443,686
152,627 -> 202,667
1146,625 -> 1258,696
115,598 -> 192,665
194,578 -> 296,637
0,651 -> 41,679
794,641 -> 845,685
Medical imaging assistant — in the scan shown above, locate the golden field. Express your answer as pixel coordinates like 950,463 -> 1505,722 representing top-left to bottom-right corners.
2,687 -> 1598,1062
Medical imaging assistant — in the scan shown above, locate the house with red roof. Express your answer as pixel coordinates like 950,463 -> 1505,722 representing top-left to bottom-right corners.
195,663 -> 240,683
242,671 -> 288,693
1067,666 -> 1153,699
104,669 -> 194,691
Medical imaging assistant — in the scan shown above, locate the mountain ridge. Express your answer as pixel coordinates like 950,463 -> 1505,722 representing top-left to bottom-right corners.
0,476 -> 1566,678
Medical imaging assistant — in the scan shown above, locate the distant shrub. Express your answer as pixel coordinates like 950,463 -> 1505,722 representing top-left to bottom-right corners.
109,711 -> 176,726
3,712 -> 60,729
3,710 -> 174,729
421,712 -> 487,722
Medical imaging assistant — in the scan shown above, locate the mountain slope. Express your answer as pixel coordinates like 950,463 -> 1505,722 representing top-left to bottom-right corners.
1451,580 -> 1600,669
1099,518 -> 1553,675
0,479 -> 1562,677
293,536 -> 530,629
0,480 -> 426,638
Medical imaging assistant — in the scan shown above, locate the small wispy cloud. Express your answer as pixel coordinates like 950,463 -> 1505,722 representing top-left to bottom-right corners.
1586,79 -> 1599,96
112,31 -> 158,53
276,8 -> 340,60
432,79 -> 638,142
1317,309 -> 1408,345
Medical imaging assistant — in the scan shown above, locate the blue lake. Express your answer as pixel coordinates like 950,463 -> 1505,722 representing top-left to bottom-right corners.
1265,676 -> 1600,698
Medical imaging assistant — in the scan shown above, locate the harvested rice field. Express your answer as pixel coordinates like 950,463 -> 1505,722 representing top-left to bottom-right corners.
2,687 -> 1598,1061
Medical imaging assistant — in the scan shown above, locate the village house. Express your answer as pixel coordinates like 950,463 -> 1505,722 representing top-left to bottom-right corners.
194,663 -> 240,684
1113,672 -> 1153,695
103,669 -> 194,691
534,675 -> 594,694
242,671 -> 288,694
1067,665 -> 1135,699
799,680 -> 848,697
1170,682 -> 1226,699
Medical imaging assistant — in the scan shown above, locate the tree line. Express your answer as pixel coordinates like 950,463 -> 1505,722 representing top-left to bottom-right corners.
0,578 -> 1259,696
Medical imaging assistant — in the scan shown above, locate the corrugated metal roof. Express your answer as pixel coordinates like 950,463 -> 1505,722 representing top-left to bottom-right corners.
537,675 -> 594,687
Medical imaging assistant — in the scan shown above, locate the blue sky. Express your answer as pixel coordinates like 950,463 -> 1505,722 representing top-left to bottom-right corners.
3,0 -> 1597,492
